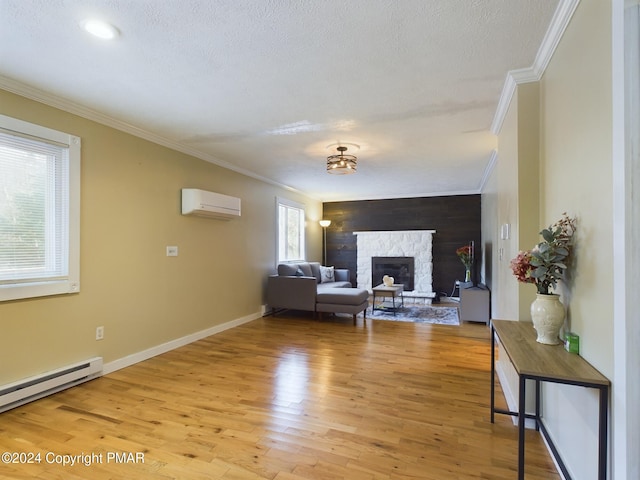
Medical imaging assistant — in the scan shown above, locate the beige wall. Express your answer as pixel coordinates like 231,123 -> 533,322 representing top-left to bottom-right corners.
487,1 -> 612,357
483,1 -> 615,478
488,82 -> 540,321
492,91 -> 519,319
538,2 -> 613,477
486,82 -> 541,427
479,162 -> 496,292
540,0 -> 613,375
0,89 -> 322,384
515,83 -> 541,320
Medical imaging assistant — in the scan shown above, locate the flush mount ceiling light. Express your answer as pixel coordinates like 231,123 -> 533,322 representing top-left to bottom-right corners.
327,146 -> 357,175
80,19 -> 120,40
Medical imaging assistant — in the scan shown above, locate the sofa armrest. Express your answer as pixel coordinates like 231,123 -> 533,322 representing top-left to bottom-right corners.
267,275 -> 318,312
334,269 -> 350,284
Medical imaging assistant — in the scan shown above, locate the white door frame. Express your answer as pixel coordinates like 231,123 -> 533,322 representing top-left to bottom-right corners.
612,1 -> 640,478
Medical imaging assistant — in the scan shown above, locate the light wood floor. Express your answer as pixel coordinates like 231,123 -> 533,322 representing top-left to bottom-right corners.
0,312 -> 559,479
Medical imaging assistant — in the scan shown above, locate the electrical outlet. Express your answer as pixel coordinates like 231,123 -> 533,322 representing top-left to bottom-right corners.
96,326 -> 104,340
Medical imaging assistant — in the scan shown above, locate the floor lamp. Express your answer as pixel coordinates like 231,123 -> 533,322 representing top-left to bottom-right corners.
319,220 -> 331,265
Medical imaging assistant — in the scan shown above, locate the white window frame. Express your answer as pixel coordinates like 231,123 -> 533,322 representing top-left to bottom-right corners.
0,114 -> 80,301
276,197 -> 306,265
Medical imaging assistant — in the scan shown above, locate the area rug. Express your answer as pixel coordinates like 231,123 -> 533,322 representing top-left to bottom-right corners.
364,305 -> 460,325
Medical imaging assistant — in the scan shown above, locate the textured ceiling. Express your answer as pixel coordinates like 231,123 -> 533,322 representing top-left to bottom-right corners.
0,0 -> 560,201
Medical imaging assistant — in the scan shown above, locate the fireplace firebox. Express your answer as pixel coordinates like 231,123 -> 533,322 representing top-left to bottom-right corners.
371,257 -> 415,291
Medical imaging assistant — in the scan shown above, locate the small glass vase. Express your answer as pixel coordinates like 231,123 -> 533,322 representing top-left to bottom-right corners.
464,268 -> 471,283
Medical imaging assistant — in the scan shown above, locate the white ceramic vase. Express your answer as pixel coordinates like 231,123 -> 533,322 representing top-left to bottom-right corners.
530,293 -> 565,345
382,275 -> 394,287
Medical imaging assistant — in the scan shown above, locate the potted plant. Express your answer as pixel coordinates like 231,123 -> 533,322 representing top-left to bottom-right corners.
510,213 -> 576,344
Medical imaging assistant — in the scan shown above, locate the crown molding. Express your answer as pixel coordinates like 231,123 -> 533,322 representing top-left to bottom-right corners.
491,0 -> 580,135
490,72 -> 517,134
0,75 -> 315,200
533,0 -> 581,78
324,188 -> 482,203
478,149 -> 498,192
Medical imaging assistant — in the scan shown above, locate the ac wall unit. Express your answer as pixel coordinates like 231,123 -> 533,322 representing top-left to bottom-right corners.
181,188 -> 241,220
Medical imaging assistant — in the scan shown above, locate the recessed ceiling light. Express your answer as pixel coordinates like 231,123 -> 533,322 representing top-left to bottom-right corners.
80,19 -> 119,40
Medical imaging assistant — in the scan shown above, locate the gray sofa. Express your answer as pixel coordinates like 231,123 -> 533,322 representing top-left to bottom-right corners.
267,262 -> 369,322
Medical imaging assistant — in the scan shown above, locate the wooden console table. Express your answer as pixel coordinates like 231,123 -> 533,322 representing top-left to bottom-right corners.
490,320 -> 610,480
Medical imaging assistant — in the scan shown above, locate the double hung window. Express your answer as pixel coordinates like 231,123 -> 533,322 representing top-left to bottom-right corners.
276,197 -> 306,264
0,115 -> 80,301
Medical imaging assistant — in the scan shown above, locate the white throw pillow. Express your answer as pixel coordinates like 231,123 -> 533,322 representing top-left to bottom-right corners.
320,266 -> 335,283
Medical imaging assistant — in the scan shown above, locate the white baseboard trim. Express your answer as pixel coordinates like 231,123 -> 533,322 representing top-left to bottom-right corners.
495,343 -> 564,477
539,419 -> 570,480
102,310 -> 261,375
495,360 -> 537,429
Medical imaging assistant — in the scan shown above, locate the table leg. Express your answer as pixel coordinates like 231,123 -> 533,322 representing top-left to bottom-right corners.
598,386 -> 608,480
535,380 -> 540,432
372,292 -> 376,314
518,375 -> 526,480
490,326 -> 496,423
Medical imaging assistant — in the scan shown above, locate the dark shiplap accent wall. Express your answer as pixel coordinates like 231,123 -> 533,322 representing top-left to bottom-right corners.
322,195 -> 481,296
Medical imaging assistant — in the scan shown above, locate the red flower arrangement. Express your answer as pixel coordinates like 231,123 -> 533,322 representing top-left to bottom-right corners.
456,245 -> 473,269
509,250 -> 536,284
456,244 -> 474,283
509,213 -> 576,294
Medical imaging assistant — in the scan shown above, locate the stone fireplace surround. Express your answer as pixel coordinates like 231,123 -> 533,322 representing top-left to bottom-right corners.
353,230 -> 436,299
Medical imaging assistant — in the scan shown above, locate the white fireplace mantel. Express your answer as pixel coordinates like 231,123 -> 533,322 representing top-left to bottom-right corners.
353,230 -> 436,297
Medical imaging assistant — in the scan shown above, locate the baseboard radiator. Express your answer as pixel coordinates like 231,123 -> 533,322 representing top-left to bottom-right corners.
0,357 -> 103,413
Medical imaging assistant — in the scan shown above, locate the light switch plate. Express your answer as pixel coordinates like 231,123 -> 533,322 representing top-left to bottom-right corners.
500,223 -> 510,240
